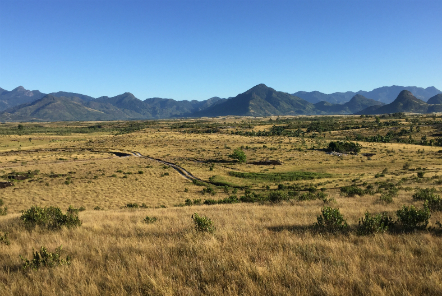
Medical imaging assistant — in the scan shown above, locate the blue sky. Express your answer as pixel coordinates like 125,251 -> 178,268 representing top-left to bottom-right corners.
0,0 -> 441,101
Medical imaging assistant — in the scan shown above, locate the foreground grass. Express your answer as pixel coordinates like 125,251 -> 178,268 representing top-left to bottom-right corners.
1,201 -> 442,295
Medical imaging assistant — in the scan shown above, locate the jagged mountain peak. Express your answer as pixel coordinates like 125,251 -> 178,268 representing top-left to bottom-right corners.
13,86 -> 26,92
394,90 -> 425,104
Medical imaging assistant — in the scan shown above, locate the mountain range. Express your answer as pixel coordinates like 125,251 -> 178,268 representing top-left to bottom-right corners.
356,90 -> 442,115
0,84 -> 441,122
293,86 -> 441,104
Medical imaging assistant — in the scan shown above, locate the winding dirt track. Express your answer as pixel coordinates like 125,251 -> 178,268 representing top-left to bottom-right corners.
0,148 -> 202,182
130,151 -> 202,181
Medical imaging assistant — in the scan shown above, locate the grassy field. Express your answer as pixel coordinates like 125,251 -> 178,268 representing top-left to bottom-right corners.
1,114 -> 442,295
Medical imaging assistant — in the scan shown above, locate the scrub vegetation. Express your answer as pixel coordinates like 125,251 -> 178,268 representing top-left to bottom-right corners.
1,114 -> 442,295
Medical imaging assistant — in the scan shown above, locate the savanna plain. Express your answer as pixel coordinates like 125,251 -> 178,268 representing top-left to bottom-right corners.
1,114 -> 442,295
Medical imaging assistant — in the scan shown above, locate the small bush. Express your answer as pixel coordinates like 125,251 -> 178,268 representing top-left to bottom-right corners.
396,204 -> 431,231
202,186 -> 216,195
417,172 -> 425,178
379,193 -> 394,203
126,203 -> 139,208
340,185 -> 364,197
313,207 -> 348,233
0,199 -> 3,206
298,191 -> 326,201
0,232 -> 10,245
20,206 -> 81,230
413,188 -> 438,201
185,199 -> 193,206
0,206 -> 7,216
218,195 -> 240,204
93,206 -> 102,210
327,141 -> 361,153
192,213 -> 215,233
203,199 -> 218,205
20,246 -> 70,270
426,195 -> 442,211
229,148 -> 247,163
143,216 -> 157,224
269,191 -> 289,203
357,212 -> 394,235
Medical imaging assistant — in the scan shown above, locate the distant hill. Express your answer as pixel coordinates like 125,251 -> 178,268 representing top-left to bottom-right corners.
357,86 -> 441,104
0,95 -> 118,122
295,86 -> 441,104
50,91 -> 95,102
314,94 -> 384,114
427,94 -> 442,105
357,90 -> 442,115
293,91 -> 355,104
0,86 -> 45,111
193,84 -> 318,117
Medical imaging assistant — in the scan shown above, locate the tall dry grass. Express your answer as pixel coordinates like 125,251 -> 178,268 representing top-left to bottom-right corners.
1,197 -> 442,295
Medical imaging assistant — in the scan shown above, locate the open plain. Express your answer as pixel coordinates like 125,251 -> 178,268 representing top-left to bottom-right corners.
1,114 -> 442,295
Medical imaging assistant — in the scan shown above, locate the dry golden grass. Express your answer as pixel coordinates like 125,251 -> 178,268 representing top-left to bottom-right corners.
1,115 -> 442,295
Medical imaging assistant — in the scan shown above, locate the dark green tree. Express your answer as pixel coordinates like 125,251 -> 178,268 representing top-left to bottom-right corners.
229,148 -> 246,163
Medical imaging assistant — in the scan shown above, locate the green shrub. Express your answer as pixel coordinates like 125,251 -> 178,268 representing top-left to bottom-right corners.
340,185 -> 364,197
185,199 -> 192,206
0,232 -> 9,245
313,207 -> 348,233
269,191 -> 289,203
192,213 -> 215,233
0,199 -> 3,206
94,206 -> 102,210
396,204 -> 431,231
202,186 -> 216,195
20,246 -> 70,270
426,195 -> 442,211
327,141 -> 361,153
20,206 -> 82,230
143,216 -> 157,224
203,199 -> 218,205
126,203 -> 139,208
0,206 -> 7,216
298,191 -> 326,201
379,193 -> 394,203
417,172 -> 425,178
357,212 -> 394,235
413,188 -> 438,201
229,148 -> 246,163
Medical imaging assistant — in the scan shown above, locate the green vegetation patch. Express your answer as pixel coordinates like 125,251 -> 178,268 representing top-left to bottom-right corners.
228,171 -> 332,182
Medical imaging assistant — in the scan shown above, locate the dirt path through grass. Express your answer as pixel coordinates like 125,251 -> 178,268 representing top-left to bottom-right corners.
131,151 -> 202,181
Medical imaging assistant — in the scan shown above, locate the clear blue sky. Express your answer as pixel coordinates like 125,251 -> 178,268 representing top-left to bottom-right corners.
1,0 -> 441,101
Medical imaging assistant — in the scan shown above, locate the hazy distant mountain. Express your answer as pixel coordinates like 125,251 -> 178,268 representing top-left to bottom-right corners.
0,86 -> 45,111
1,85 -> 441,122
314,94 -> 384,114
357,86 -> 441,104
193,84 -> 317,117
0,95 -> 117,122
357,90 -> 442,115
293,91 -> 355,104
295,86 -> 441,105
427,94 -> 442,105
